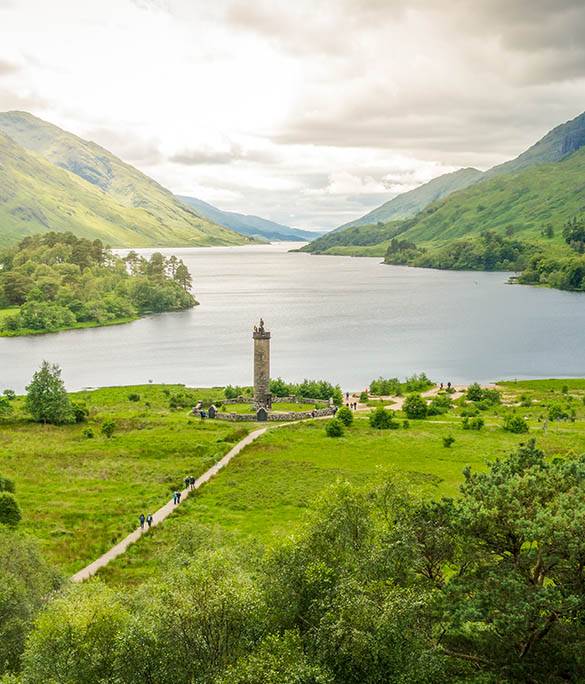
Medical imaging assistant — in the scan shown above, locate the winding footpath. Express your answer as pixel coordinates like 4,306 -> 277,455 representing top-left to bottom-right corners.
72,384 -> 475,583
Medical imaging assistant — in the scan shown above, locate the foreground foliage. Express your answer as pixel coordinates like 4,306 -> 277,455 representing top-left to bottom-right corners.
8,440 -> 585,683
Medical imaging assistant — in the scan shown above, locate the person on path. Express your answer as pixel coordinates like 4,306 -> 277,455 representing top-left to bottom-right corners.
146,513 -> 153,528
175,490 -> 181,504
184,476 -> 190,489
189,476 -> 195,489
139,513 -> 145,530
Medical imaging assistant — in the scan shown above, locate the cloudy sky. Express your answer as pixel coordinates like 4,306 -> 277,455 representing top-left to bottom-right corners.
1,0 -> 584,230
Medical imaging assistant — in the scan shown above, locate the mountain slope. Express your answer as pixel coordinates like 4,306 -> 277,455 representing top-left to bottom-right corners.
394,146 -> 585,246
178,195 -> 321,241
0,111 -> 253,247
338,167 -> 483,230
485,110 -> 585,178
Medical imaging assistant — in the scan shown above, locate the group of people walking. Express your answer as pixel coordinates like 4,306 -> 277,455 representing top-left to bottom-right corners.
138,513 -> 153,530
138,474 -> 196,531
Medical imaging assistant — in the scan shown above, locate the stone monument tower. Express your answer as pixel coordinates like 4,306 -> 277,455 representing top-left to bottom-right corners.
253,318 -> 272,408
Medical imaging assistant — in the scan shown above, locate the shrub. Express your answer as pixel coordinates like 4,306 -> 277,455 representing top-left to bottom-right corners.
467,383 -> 501,405
503,415 -> 529,434
443,435 -> 455,448
336,406 -> 354,426
0,476 -> 15,493
403,373 -> 433,392
369,377 -> 401,396
466,383 -> 483,402
369,406 -> 399,430
325,419 -> 344,438
359,391 -> 369,402
462,416 -> 484,431
402,419 -> 410,429
169,392 -> 193,410
101,420 -> 116,438
71,402 -> 89,423
403,394 -> 428,420
224,385 -> 245,400
128,393 -> 141,402
0,396 -> 12,418
0,493 -> 21,527
427,393 -> 452,416
2,389 -> 16,401
548,404 -> 569,421
82,428 -> 94,439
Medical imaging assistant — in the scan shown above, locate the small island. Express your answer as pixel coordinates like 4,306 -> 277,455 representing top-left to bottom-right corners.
0,232 -> 197,336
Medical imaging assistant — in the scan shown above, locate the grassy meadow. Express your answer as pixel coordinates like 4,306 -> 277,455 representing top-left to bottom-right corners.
2,378 -> 585,585
0,384 -> 254,575
100,378 -> 585,585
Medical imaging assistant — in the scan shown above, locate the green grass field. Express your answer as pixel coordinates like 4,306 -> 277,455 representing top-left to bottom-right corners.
100,379 -> 585,585
3,379 -> 584,586
0,385 -> 255,574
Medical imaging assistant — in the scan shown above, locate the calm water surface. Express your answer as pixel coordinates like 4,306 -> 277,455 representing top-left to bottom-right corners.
1,242 -> 584,393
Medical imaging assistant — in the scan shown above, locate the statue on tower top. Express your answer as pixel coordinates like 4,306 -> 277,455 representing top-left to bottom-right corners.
254,318 -> 266,334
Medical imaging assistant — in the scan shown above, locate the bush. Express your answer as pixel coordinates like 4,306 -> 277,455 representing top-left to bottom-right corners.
128,393 -> 141,402
101,420 -> 116,438
224,385 -> 245,400
442,435 -> 455,448
359,391 -> 368,402
169,392 -> 193,410
0,396 -> 13,418
402,419 -> 410,429
369,377 -> 401,396
467,383 -> 501,405
403,394 -> 428,420
325,419 -> 344,438
462,416 -> 484,431
71,402 -> 89,423
548,404 -> 569,421
0,493 -> 21,527
403,373 -> 433,392
503,415 -> 529,434
0,476 -> 15,493
336,406 -> 353,426
427,393 -> 452,416
2,389 -> 16,401
82,428 -> 94,439
369,406 -> 399,430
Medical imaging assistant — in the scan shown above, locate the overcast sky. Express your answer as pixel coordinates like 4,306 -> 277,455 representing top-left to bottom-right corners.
1,0 -> 584,230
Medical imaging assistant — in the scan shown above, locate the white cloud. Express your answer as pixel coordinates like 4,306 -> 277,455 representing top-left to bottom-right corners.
0,0 -> 583,229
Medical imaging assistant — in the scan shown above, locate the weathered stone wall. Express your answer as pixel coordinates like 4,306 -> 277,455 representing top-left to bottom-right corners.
215,407 -> 337,422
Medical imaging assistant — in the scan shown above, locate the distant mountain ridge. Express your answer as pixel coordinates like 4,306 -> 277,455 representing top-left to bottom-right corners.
338,167 -> 484,230
303,109 -> 585,256
0,111 -> 254,248
330,110 -> 585,236
178,195 -> 321,242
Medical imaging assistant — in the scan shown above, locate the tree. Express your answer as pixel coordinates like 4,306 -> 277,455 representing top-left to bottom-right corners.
325,419 -> 344,438
437,441 -> 585,680
0,396 -> 13,419
25,362 -> 73,425
336,406 -> 353,427
0,493 -> 21,528
0,529 -> 61,676
403,394 -> 428,420
369,406 -> 398,429
22,582 -> 129,684
174,263 -> 192,292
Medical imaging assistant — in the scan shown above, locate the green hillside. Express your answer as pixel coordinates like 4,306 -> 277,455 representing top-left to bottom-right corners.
397,146 -> 585,245
0,112 -> 254,248
337,167 -> 483,230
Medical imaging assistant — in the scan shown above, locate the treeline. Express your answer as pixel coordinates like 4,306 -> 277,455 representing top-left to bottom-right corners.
369,373 -> 433,396
224,379 -> 344,405
0,232 -> 196,334
385,231 -> 533,272
3,441 -> 585,682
